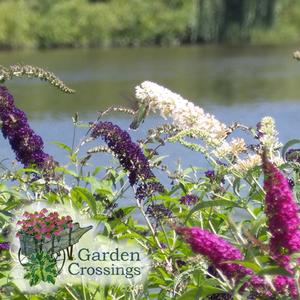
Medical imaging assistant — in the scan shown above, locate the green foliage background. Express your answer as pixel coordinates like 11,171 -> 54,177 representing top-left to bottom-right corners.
0,0 -> 300,49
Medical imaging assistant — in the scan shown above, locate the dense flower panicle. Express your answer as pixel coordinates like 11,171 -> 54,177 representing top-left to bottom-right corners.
231,154 -> 262,174
0,86 -> 55,169
179,194 -> 198,206
146,203 -> 172,220
257,116 -> 282,151
91,121 -> 155,185
273,275 -> 298,298
263,157 -> 300,298
213,138 -> 246,158
135,81 -> 229,146
176,226 -> 269,295
0,242 -> 9,250
263,157 -> 300,255
176,226 -> 250,277
135,181 -> 165,201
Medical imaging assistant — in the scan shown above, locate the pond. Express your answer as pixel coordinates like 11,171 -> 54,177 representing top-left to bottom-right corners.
1,45 -> 300,170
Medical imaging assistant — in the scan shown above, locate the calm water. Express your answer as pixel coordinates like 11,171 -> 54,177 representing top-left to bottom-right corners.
1,45 -> 300,170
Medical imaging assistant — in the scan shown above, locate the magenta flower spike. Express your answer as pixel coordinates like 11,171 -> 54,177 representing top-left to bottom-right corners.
262,156 -> 300,298
262,157 -> 300,256
176,226 -> 251,278
175,226 -> 269,295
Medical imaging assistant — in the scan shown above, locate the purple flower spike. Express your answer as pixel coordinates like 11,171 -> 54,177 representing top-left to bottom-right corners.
91,121 -> 154,185
0,86 -> 56,170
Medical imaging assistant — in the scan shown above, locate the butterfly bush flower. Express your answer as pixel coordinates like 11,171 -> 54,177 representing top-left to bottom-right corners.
91,121 -> 164,199
179,194 -> 198,206
0,86 -> 55,169
229,117 -> 283,174
135,181 -> 165,201
175,226 -> 266,292
135,81 -> 230,147
213,137 -> 247,159
91,121 -> 154,185
146,204 -> 172,220
263,157 -> 300,255
257,116 -> 282,152
231,154 -> 262,174
263,156 -> 300,298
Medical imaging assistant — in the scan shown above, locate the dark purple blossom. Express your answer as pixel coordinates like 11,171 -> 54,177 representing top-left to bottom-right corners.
205,170 -> 215,180
135,181 -> 165,201
146,204 -> 172,220
179,194 -> 198,206
0,242 -> 9,251
0,86 -> 55,169
205,170 -> 225,184
91,121 -> 155,185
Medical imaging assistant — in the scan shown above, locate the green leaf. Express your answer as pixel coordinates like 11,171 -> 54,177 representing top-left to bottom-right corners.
51,141 -> 72,154
177,286 -> 225,300
24,252 -> 57,286
185,200 -> 238,222
71,186 -> 97,215
257,266 -> 292,277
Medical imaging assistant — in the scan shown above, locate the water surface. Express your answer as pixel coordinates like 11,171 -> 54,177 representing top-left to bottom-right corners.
1,45 -> 300,169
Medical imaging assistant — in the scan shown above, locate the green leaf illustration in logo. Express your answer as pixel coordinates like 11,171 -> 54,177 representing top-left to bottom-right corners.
23,251 -> 58,286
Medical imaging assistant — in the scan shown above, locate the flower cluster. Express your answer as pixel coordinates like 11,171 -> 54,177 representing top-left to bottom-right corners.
257,116 -> 282,151
231,154 -> 262,174
135,81 -> 229,147
175,226 -> 267,294
179,194 -> 198,206
146,204 -> 172,220
230,117 -> 283,174
212,137 -> 246,159
0,86 -> 56,169
16,209 -> 73,240
176,226 -> 250,277
135,181 -> 165,202
262,157 -> 300,256
262,157 -> 300,298
91,121 -> 154,185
